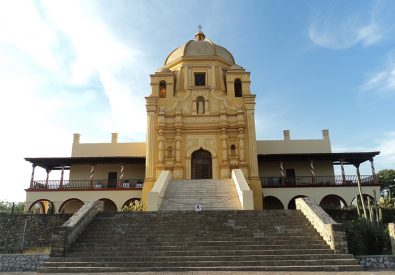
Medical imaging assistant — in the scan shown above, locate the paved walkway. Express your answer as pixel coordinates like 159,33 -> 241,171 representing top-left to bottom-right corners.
2,271 -> 395,275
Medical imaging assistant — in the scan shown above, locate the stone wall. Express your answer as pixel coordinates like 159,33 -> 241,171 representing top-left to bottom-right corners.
0,214 -> 70,253
51,200 -> 103,256
0,254 -> 49,271
295,197 -> 348,253
389,223 -> 395,255
356,255 -> 395,269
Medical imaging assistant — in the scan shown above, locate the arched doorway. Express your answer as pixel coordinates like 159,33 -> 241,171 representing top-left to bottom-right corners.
263,196 -> 284,210
320,195 -> 347,209
191,148 -> 212,179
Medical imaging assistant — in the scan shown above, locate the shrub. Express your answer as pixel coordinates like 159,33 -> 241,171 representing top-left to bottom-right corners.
122,200 -> 144,212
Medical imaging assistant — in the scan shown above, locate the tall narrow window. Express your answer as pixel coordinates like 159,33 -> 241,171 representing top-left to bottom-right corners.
196,96 -> 205,114
159,80 -> 166,98
230,144 -> 236,157
234,78 -> 242,97
195,73 -> 206,86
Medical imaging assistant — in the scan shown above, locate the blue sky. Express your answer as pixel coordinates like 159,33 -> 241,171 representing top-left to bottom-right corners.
1,0 -> 395,201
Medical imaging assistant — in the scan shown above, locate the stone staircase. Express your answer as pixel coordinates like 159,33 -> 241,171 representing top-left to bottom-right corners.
159,179 -> 241,211
38,210 -> 362,273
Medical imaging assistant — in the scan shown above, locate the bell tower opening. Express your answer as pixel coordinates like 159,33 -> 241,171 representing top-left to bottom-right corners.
191,148 -> 212,179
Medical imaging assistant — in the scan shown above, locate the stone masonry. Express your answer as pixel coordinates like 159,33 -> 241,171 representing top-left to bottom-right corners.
0,214 -> 70,253
296,197 -> 348,253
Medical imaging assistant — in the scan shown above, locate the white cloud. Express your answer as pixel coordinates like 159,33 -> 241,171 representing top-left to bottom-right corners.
0,1 -> 155,201
376,131 -> 395,168
309,21 -> 382,50
308,2 -> 385,50
362,52 -> 395,92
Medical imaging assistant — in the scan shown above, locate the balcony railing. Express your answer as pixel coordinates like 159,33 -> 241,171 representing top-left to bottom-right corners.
261,175 -> 376,187
28,179 -> 144,190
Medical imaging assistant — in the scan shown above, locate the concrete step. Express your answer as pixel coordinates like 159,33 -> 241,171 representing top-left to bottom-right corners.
38,264 -> 363,273
38,211 -> 362,273
40,258 -> 360,268
65,248 -> 336,257
46,254 -> 353,263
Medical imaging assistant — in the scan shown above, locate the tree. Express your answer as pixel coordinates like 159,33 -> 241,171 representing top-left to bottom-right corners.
377,169 -> 395,182
377,169 -> 395,198
0,201 -> 25,214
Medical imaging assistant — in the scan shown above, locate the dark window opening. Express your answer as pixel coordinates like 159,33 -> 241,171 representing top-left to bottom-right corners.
195,73 -> 206,86
234,78 -> 242,97
230,144 -> 236,157
108,172 -> 117,188
285,169 -> 295,184
159,80 -> 166,98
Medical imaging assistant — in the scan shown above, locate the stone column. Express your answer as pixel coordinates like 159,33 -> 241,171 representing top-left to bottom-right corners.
244,94 -> 263,209
370,158 -> 378,184
158,129 -> 164,164
310,160 -> 315,184
340,159 -> 346,184
144,97 -> 157,180
60,167 -> 64,188
89,165 -> 95,187
119,164 -> 125,187
211,65 -> 216,88
238,130 -> 245,163
355,164 -> 368,219
244,95 -> 259,178
30,164 -> 36,188
45,169 -> 50,188
175,130 -> 181,163
142,97 -> 158,208
221,129 -> 228,162
280,161 -> 285,185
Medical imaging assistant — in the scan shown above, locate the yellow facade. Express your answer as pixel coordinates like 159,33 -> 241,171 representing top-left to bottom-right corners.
24,32 -> 380,213
142,32 -> 262,209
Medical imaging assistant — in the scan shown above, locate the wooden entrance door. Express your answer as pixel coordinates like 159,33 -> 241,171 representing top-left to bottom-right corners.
191,149 -> 212,179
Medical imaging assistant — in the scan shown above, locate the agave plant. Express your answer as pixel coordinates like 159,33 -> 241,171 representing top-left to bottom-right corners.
122,199 -> 144,212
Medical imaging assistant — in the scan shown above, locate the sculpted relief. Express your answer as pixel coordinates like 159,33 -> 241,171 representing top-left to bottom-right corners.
186,135 -> 217,155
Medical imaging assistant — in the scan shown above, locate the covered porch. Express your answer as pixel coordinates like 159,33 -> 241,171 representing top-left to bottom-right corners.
258,151 -> 381,210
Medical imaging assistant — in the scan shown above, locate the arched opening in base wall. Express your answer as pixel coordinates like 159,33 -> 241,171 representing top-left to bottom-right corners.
191,148 -> 212,179
122,198 -> 141,210
28,199 -> 55,214
263,196 -> 284,210
288,195 -> 308,210
320,195 -> 347,209
59,198 -> 84,214
351,194 -> 375,207
99,198 -> 118,212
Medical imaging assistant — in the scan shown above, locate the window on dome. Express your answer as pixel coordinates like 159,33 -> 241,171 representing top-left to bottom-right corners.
234,78 -> 242,97
159,80 -> 167,98
194,73 -> 206,86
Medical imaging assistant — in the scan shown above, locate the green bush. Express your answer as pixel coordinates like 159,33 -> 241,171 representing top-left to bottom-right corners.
344,218 -> 391,255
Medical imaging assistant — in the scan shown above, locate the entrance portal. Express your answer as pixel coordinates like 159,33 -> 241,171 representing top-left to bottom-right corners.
191,149 -> 212,179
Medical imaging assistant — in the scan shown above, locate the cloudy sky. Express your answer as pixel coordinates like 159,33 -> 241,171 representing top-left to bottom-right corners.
1,0 -> 395,202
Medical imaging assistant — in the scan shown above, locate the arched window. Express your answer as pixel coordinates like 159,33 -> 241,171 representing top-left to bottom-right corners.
234,78 -> 242,97
196,96 -> 205,114
159,80 -> 166,98
230,144 -> 236,157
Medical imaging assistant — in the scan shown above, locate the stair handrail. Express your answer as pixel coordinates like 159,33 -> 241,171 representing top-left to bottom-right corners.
296,197 -> 348,253
231,169 -> 254,210
50,200 -> 104,256
147,170 -> 172,211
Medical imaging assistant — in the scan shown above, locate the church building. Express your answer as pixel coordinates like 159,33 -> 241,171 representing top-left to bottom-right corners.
25,31 -> 380,214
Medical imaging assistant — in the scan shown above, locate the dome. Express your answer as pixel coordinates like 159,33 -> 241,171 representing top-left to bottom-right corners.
164,32 -> 235,65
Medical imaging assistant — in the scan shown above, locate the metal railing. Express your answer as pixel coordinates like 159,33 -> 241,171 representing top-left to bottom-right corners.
28,179 -> 144,190
261,175 -> 376,187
